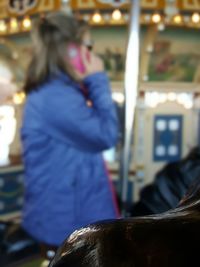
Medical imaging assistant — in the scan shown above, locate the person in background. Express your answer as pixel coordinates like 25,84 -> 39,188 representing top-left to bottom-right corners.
21,12 -> 119,259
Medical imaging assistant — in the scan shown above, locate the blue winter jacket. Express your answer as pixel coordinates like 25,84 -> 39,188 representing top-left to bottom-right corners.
21,72 -> 119,246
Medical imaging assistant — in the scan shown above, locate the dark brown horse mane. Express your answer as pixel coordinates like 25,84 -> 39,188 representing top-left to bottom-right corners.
49,175 -> 200,267
178,176 -> 200,208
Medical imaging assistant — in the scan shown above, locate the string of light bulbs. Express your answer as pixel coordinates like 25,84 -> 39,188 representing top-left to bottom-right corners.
1,9 -> 200,35
0,16 -> 31,35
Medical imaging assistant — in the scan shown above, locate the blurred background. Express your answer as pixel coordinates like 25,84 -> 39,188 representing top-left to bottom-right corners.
1,1 -> 200,265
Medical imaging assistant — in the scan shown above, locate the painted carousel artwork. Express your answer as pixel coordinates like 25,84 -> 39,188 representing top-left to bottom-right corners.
148,28 -> 200,82
8,0 -> 37,15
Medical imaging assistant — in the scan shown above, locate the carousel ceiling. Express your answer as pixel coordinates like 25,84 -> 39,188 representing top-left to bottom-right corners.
0,0 -> 200,36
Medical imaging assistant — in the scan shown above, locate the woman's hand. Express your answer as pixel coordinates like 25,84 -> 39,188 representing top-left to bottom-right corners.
79,46 -> 104,79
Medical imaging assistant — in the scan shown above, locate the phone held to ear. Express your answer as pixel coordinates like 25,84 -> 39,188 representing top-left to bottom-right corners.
67,43 -> 90,74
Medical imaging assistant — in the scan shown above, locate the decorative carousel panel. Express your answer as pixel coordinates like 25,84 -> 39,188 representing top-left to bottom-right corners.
153,115 -> 183,162
0,167 -> 24,215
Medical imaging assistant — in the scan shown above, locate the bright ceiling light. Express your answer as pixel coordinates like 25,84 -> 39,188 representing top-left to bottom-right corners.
0,20 -> 7,33
192,12 -> 200,23
92,12 -> 102,23
22,16 -> 31,29
10,18 -> 18,31
173,14 -> 182,24
112,9 -> 122,21
167,92 -> 177,101
152,13 -> 161,23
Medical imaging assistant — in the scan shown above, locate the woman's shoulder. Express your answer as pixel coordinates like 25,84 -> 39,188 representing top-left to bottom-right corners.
30,75 -> 77,96
44,73 -> 80,93
25,73 -> 82,112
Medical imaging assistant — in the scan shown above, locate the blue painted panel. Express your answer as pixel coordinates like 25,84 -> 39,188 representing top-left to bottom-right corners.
153,115 -> 183,162
0,170 -> 24,215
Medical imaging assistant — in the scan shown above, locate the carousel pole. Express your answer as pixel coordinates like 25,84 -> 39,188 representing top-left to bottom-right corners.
121,0 -> 140,216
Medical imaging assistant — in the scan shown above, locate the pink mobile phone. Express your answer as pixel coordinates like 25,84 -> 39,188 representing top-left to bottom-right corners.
67,43 -> 90,74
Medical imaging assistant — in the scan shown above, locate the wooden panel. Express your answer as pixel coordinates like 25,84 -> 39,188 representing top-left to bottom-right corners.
178,0 -> 200,11
0,0 -> 61,19
70,0 -> 200,11
70,0 -> 129,9
70,0 -> 165,10
141,0 -> 165,10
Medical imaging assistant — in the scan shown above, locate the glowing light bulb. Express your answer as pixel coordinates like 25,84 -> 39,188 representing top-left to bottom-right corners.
92,12 -> 102,23
159,93 -> 167,103
184,101 -> 193,109
152,13 -> 161,23
157,23 -> 165,31
173,14 -> 182,24
0,20 -> 7,33
10,18 -> 18,31
177,93 -> 188,105
146,92 -> 159,108
192,12 -> 200,23
22,17 -> 31,29
167,92 -> 177,101
112,9 -> 122,21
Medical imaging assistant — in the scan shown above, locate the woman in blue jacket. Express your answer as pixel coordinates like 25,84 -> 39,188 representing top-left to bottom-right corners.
21,12 -> 119,252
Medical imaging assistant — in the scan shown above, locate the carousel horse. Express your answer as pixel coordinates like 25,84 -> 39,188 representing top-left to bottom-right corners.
49,176 -> 200,267
130,147 -> 200,216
